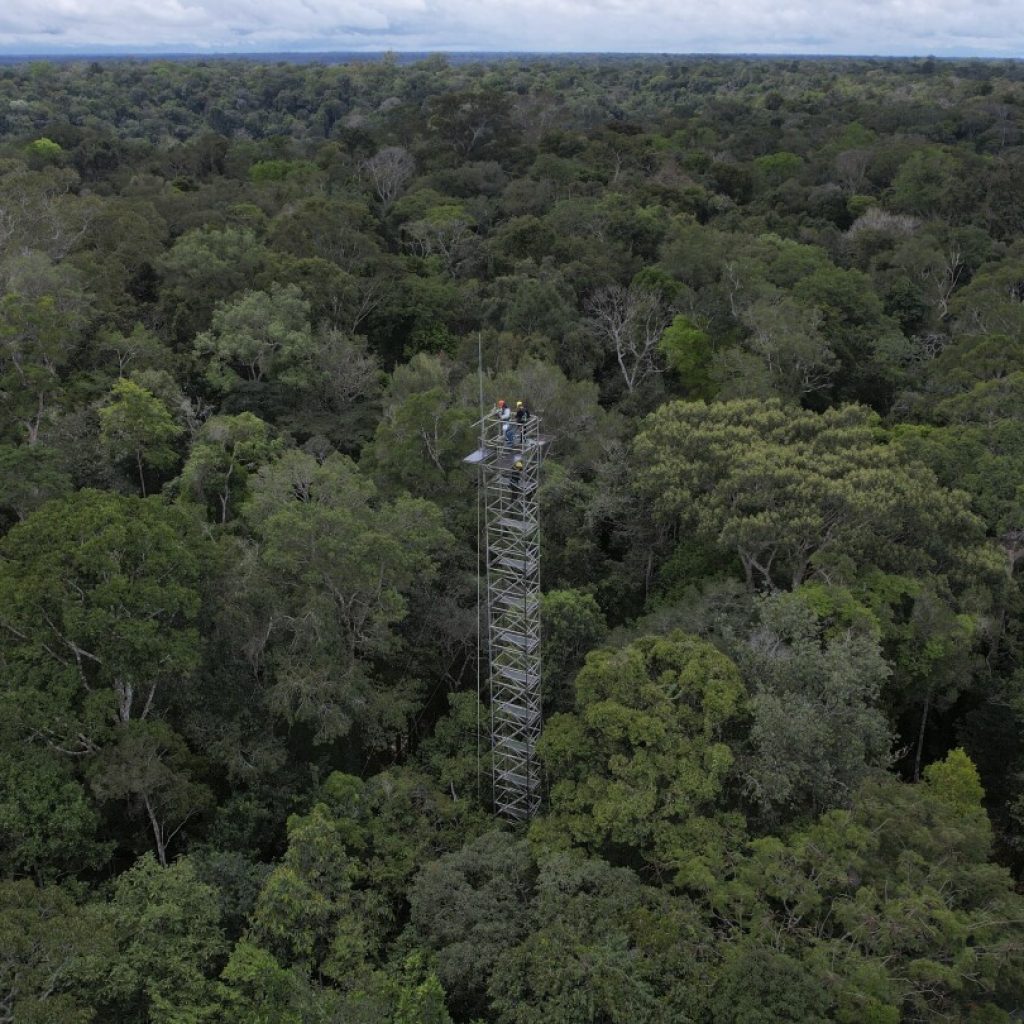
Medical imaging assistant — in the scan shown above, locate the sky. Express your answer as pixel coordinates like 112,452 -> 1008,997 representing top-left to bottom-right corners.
0,0 -> 1022,57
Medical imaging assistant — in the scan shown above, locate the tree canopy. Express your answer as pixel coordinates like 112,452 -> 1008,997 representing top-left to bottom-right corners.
3,51 -> 1024,1024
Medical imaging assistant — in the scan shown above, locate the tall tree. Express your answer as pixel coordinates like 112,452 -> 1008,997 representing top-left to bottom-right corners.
0,294 -> 69,445
99,854 -> 227,1022
634,399 -> 992,591
177,413 -> 282,524
99,378 -> 182,496
536,631 -> 748,889
194,284 -> 314,392
362,147 -> 416,210
0,879 -> 114,1023
739,591 -> 892,819
0,491 -> 207,862
241,451 -> 451,744
585,284 -> 673,394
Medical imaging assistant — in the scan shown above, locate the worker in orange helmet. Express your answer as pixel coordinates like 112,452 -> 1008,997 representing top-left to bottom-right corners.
495,398 -> 513,443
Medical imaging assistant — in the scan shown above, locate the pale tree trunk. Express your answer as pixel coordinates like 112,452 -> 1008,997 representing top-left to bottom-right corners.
24,392 -> 45,446
585,284 -> 672,394
144,794 -> 168,867
913,686 -> 932,782
143,791 -> 197,868
115,680 -> 134,723
219,455 -> 236,523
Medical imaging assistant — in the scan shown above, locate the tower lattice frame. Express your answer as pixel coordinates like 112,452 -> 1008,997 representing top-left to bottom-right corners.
465,412 -> 548,820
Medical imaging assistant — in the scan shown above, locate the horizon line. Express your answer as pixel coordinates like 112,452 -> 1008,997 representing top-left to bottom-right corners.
0,48 -> 1022,61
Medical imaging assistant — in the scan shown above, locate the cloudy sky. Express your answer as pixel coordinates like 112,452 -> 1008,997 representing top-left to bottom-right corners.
0,0 -> 1021,56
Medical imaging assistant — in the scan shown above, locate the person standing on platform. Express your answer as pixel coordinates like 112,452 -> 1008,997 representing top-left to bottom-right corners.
496,399 -> 513,443
514,400 -> 531,443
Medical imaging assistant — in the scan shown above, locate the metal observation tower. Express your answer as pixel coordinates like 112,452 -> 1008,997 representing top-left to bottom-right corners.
464,411 -> 549,820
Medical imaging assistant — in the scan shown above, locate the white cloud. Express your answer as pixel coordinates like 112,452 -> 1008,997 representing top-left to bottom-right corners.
0,0 -> 1021,55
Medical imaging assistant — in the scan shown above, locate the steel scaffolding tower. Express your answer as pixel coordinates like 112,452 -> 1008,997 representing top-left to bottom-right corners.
464,412 -> 548,820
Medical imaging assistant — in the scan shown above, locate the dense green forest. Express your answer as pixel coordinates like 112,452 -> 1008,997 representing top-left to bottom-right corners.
3,52 -> 1024,1021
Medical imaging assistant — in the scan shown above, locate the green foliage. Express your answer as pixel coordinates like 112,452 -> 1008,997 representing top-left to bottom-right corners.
710,759 -> 1024,1023
0,747 -> 110,879
3,53 -> 1024,1024
96,324 -> 174,377
244,768 -> 482,1002
156,226 -> 269,340
893,420 -> 1024,554
891,146 -> 962,217
312,768 -> 487,912
242,451 -> 452,742
246,801 -> 365,974
0,491 -> 207,861
99,378 -> 183,495
541,588 -> 608,709
0,878 -> 114,1023
753,150 -> 802,187
0,292 -> 73,444
219,941 -> 305,1024
536,631 -> 748,888
0,490 -> 204,740
709,945 -> 832,1023
366,352 -> 476,508
923,746 -> 985,813
90,719 -> 214,867
101,853 -> 227,1023
407,831 -> 534,1016
726,294 -> 837,403
194,283 -> 314,391
249,159 -> 316,183
740,592 -> 892,818
177,412 -> 282,523
415,690 -> 486,803
389,954 -> 455,1024
634,399 -> 991,591
25,136 -> 63,165
487,852 -> 703,1024
657,314 -> 715,400
0,443 -> 72,523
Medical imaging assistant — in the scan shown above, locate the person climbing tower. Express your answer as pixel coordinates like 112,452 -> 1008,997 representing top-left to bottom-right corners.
507,458 -> 525,493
